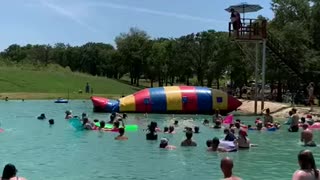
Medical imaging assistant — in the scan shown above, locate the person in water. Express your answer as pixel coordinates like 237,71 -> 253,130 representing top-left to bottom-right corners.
115,127 -> 128,140
48,119 -> 54,126
82,118 -> 93,130
163,127 -> 169,133
208,137 -> 227,152
146,121 -> 158,140
220,157 -> 242,180
213,109 -> 223,123
224,129 -> 236,141
159,138 -> 176,150
203,119 -> 210,126
206,140 -> 213,148
37,113 -> 46,120
235,129 -> 251,149
289,108 -> 300,132
98,121 -> 106,131
194,126 -> 200,133
174,120 -> 179,127
181,131 -> 197,147
301,124 -> 316,147
263,108 -> 274,127
292,150 -> 320,180
168,126 -> 176,134
65,110 -> 73,120
1,164 -> 26,180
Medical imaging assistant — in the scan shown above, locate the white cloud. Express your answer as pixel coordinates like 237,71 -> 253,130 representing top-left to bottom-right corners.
86,1 -> 225,24
39,0 -> 98,33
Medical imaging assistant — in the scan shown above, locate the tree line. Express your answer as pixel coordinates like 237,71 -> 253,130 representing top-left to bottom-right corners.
0,0 -> 319,101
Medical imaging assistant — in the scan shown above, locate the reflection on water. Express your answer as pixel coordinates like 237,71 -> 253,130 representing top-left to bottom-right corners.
0,100 -> 317,180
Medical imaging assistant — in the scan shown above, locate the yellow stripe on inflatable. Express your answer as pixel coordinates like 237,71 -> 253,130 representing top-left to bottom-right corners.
164,86 -> 182,111
119,95 -> 136,112
212,89 -> 228,110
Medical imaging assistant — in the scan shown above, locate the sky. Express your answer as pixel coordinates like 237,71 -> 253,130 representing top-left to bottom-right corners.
0,0 -> 273,50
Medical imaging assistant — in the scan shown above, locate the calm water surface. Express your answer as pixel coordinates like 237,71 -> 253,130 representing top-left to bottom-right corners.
0,100 -> 319,180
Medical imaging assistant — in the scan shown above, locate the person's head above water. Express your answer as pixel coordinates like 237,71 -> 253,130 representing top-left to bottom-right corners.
65,110 -> 72,115
203,119 -> 209,124
194,126 -> 200,133
49,119 -> 54,125
224,129 -> 230,134
82,113 -> 87,118
123,113 -> 127,119
185,131 -> 193,140
174,120 -> 178,125
119,127 -> 125,136
41,113 -> 46,117
113,121 -> 120,128
298,150 -> 319,178
206,140 -> 213,147
235,122 -> 240,129
235,119 -> 241,123
220,157 -> 234,178
301,117 -> 306,123
289,111 -> 293,116
292,108 -> 297,113
257,122 -> 263,130
93,119 -> 99,123
169,126 -> 175,133
212,137 -> 220,148
100,121 -> 105,128
82,117 -> 89,124
302,124 -> 309,130
159,138 -> 169,148
266,108 -> 270,114
164,126 -> 169,132
2,164 -> 17,179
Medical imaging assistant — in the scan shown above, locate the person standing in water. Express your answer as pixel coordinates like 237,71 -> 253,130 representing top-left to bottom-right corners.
181,131 -> 197,147
1,164 -> 26,180
220,157 -> 242,180
301,124 -> 316,147
307,82 -> 315,112
292,150 -> 320,180
263,108 -> 273,127
289,108 -> 300,132
115,128 -> 128,140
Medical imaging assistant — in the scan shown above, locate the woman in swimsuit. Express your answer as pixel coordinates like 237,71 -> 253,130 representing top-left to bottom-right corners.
1,164 -> 26,180
292,150 -> 320,180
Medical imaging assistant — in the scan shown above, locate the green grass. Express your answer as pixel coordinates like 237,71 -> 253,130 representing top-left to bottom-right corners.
0,66 -> 141,99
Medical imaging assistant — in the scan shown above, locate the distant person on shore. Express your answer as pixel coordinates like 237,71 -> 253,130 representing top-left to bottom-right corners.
85,82 -> 90,93
220,157 -> 242,180
292,150 -> 320,180
181,131 -> 197,147
307,82 -> 315,112
289,108 -> 300,132
115,128 -> 128,140
301,124 -> 316,147
1,163 -> 26,180
5,97 -> 8,101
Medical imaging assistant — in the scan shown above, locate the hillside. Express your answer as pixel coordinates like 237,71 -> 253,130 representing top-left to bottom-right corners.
0,66 -> 141,99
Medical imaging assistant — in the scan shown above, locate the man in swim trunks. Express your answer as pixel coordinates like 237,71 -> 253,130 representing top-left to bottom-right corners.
181,131 -> 197,146
301,124 -> 316,147
115,128 -> 128,140
220,157 -> 242,180
289,108 -> 300,132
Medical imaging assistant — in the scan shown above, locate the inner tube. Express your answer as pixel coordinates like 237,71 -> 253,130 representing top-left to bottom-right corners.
219,140 -> 237,152
309,122 -> 320,129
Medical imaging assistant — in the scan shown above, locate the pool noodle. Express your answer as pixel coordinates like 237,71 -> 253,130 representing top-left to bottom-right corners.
94,122 -> 138,131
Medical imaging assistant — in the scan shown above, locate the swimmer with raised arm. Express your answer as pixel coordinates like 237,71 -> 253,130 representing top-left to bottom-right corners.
301,124 -> 316,147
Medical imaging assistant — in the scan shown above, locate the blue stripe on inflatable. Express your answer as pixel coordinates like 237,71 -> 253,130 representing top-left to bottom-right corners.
106,99 -> 119,112
195,87 -> 212,113
149,87 -> 167,112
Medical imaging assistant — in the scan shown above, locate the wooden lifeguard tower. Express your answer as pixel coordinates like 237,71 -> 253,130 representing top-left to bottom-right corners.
229,17 -> 268,115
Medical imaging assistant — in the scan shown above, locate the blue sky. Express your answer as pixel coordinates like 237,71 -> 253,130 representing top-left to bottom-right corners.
0,0 -> 273,50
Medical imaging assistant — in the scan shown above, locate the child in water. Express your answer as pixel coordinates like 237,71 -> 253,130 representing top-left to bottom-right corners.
159,138 -> 176,150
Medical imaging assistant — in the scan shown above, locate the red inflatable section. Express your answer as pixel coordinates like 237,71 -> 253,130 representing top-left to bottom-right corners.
179,86 -> 198,113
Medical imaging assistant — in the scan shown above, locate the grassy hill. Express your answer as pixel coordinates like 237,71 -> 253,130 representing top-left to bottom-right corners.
0,66 -> 141,99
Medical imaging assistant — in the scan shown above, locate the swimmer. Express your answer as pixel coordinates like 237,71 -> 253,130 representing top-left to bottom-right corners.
203,119 -> 210,125
82,118 -> 93,130
289,108 -> 300,132
235,129 -> 257,149
1,164 -> 26,180
206,140 -> 213,148
174,120 -> 179,126
181,131 -> 197,146
115,127 -> 128,140
159,138 -> 176,150
93,119 -> 99,123
212,120 -> 222,129
194,126 -> 200,133
108,112 -> 116,124
37,113 -> 46,120
263,108 -> 274,127
168,126 -> 176,134
48,119 -> 54,126
220,157 -> 242,180
65,110 -> 73,120
81,113 -> 87,119
99,121 -> 106,131
292,150 -> 320,180
208,137 -> 227,152
301,124 -> 316,147
163,127 -> 169,133
213,109 -> 223,123
306,115 -> 314,126
224,129 -> 236,141
146,121 -> 158,140
122,113 -> 128,119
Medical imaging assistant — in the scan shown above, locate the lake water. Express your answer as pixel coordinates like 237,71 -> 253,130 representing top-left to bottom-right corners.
0,100 -> 319,180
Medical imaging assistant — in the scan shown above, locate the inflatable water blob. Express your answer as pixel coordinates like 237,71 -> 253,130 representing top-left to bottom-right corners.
91,86 -> 242,114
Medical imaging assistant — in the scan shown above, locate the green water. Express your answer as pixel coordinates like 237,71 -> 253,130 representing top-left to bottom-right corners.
0,100 -> 319,180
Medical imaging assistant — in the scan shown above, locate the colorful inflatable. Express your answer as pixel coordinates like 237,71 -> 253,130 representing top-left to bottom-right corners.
91,86 -> 242,114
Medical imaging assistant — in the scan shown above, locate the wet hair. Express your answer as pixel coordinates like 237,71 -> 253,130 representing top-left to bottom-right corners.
2,164 -> 17,179
224,129 -> 230,134
186,131 -> 193,140
100,121 -> 105,128
148,122 -> 157,133
212,137 -> 220,147
229,124 -> 234,128
110,114 -> 115,122
230,128 -> 235,134
194,126 -> 199,133
185,127 -> 192,132
169,126 -> 175,133
93,119 -> 99,123
215,120 -> 221,126
292,108 -> 297,113
289,111 -> 293,116
236,119 -> 241,123
41,113 -> 46,117
113,121 -> 120,128
248,125 -> 252,128
298,150 -> 319,178
163,127 -> 169,132
159,142 -> 168,148
266,108 -> 270,114
123,113 -> 127,119
203,119 -> 209,124
257,122 -> 263,130
301,117 -> 306,123
174,120 -> 178,125
119,127 -> 125,135
82,118 -> 89,125
206,140 -> 213,147
49,119 -> 54,125
82,113 -> 87,117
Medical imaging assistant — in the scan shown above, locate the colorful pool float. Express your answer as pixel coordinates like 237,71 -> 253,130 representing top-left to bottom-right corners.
91,86 -> 242,114
94,123 -> 138,131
